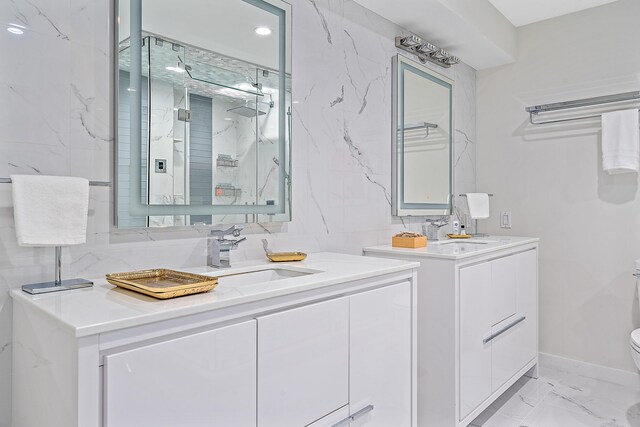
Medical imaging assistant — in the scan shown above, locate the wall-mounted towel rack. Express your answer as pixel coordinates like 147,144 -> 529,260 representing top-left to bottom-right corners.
0,178 -> 111,187
401,122 -> 439,139
403,122 -> 438,131
525,91 -> 640,125
459,193 -> 493,197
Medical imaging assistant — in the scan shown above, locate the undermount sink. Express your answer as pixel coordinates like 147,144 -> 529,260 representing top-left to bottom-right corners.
216,267 -> 319,287
429,239 -> 496,246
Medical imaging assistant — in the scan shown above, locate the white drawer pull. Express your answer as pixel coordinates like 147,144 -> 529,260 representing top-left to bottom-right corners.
330,405 -> 374,427
482,316 -> 526,344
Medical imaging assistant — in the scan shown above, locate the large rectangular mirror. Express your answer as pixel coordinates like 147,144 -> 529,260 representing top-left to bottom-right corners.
116,0 -> 291,228
392,55 -> 453,216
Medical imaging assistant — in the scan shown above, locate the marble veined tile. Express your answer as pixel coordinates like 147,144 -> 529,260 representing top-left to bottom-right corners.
0,0 -> 478,425
470,411 -> 527,427
471,366 -> 640,427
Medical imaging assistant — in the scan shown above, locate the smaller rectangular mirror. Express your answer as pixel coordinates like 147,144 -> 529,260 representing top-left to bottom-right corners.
392,54 -> 453,216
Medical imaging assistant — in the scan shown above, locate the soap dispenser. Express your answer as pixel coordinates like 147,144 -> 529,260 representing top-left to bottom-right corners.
452,220 -> 460,235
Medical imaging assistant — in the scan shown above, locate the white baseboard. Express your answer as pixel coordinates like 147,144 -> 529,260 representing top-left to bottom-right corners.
539,352 -> 640,390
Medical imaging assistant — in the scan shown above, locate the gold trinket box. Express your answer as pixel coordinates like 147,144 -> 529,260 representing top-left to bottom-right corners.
267,252 -> 307,262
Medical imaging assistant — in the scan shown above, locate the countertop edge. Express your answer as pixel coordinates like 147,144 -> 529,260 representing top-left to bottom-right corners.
10,257 -> 420,338
363,237 -> 539,260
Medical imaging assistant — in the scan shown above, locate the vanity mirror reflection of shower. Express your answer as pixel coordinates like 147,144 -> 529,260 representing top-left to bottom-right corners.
116,0 -> 292,228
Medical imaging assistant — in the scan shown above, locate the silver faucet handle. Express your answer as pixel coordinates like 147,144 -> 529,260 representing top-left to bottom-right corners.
217,236 -> 247,250
425,216 -> 449,228
210,225 -> 244,238
232,236 -> 247,247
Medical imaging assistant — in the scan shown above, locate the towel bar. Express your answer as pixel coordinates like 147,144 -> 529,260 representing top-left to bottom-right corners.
458,194 -> 493,237
0,177 -> 111,187
525,91 -> 640,125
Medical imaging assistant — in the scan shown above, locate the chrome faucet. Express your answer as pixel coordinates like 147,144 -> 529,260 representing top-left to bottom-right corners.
423,217 -> 450,241
207,225 -> 247,268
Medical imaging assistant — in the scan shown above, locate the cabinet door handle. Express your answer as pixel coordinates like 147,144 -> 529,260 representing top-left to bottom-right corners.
330,405 -> 374,427
482,316 -> 526,344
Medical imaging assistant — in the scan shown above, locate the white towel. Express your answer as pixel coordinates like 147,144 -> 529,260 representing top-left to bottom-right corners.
602,109 -> 639,174
465,193 -> 490,219
11,175 -> 90,247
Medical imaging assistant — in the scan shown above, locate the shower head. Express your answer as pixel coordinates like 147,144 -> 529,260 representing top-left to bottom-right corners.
227,100 -> 271,118
227,105 -> 266,117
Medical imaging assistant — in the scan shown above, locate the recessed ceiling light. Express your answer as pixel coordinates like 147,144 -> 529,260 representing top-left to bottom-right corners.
7,26 -> 24,35
254,26 -> 272,36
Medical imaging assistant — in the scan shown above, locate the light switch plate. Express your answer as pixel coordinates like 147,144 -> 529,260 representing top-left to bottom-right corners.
155,159 -> 167,173
500,211 -> 512,229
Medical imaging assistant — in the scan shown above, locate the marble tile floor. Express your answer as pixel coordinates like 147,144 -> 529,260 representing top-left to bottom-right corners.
470,365 -> 640,427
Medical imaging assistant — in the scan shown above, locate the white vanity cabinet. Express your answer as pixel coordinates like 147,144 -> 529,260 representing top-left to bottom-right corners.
11,253 -> 418,427
364,236 -> 538,427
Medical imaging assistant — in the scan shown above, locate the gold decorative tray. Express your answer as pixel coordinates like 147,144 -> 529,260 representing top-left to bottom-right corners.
109,280 -> 217,299
447,234 -> 472,239
106,269 -> 218,299
267,252 -> 307,262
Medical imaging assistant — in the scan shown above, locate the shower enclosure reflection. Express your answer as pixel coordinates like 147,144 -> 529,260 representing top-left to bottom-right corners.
116,0 -> 291,228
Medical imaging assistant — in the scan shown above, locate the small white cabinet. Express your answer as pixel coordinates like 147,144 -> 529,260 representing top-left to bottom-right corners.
364,237 -> 538,427
104,320 -> 257,427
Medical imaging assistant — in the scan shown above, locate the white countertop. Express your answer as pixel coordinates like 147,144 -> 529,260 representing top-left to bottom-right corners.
10,252 -> 418,338
364,235 -> 539,260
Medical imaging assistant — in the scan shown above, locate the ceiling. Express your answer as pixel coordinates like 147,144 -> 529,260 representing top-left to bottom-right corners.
355,0 -> 623,70
487,0 -> 621,27
354,0 -> 517,70
119,0 -> 291,72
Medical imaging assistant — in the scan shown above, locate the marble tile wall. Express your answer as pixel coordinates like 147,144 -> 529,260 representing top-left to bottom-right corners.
0,0 -> 476,424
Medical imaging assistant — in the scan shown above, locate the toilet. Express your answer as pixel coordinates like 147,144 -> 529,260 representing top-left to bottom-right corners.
631,259 -> 640,369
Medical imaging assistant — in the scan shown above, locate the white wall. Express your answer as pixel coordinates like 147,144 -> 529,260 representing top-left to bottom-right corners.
0,0 -> 477,425
477,0 -> 640,372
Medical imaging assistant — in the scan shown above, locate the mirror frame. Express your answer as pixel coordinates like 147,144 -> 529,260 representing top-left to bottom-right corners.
391,54 -> 454,217
114,0 -> 292,226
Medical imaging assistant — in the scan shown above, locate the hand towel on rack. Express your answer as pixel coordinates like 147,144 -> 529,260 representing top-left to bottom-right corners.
602,109 -> 639,174
465,193 -> 490,219
11,175 -> 90,247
